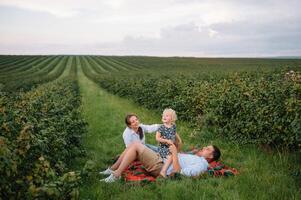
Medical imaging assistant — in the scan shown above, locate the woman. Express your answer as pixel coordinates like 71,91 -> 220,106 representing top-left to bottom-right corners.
99,113 -> 159,175
123,113 -> 159,152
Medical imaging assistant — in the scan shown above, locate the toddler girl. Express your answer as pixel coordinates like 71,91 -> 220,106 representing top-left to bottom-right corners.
156,108 -> 182,177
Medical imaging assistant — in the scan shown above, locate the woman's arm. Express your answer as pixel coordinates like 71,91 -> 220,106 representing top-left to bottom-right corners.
122,128 -> 133,147
140,124 -> 160,133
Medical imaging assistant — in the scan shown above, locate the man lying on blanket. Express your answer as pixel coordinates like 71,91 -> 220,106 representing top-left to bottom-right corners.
100,142 -> 221,183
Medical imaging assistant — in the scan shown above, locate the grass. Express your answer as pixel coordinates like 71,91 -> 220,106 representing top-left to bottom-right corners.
75,65 -> 300,200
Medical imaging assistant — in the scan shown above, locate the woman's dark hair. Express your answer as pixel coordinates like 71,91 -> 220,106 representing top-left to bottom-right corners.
125,113 -> 144,140
125,113 -> 137,126
137,127 -> 143,140
212,145 -> 221,161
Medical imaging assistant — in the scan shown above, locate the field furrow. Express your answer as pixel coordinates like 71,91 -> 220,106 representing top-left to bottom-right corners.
0,56 -> 40,73
94,56 -> 120,72
101,56 -> 130,71
86,56 -> 108,73
106,56 -> 141,71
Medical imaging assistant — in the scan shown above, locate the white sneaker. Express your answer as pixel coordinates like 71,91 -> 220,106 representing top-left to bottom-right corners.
99,167 -> 113,175
100,174 -> 120,183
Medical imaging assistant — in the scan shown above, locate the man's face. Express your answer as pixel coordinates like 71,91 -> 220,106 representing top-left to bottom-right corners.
196,145 -> 214,160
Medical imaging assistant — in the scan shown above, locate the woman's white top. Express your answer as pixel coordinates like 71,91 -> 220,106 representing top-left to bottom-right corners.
122,124 -> 160,147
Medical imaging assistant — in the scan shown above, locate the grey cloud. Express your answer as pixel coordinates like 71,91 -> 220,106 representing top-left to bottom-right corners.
113,10 -> 301,56
212,18 -> 301,37
2,18 -> 300,57
1,0 -> 301,56
210,17 -> 301,52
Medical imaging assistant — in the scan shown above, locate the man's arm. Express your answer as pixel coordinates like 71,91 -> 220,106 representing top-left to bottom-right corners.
169,144 -> 181,172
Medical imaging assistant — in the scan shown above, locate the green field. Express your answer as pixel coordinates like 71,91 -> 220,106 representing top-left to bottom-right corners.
1,56 -> 300,199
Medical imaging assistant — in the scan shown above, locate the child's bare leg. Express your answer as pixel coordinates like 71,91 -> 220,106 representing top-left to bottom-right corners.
160,155 -> 172,178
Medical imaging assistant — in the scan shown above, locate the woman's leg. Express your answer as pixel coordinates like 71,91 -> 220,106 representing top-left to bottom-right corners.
113,142 -> 145,177
110,142 -> 141,170
110,148 -> 128,170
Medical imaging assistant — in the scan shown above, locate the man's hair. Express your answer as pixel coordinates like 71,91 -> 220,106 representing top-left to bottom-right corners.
212,145 -> 221,161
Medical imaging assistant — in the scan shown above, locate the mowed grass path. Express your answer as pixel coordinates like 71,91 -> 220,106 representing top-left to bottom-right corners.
77,66 -> 300,200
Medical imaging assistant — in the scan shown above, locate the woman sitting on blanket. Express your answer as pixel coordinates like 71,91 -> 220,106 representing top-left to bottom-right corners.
100,113 -> 159,175
122,113 -> 160,152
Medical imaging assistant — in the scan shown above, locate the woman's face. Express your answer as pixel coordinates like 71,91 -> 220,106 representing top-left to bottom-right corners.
129,116 -> 140,130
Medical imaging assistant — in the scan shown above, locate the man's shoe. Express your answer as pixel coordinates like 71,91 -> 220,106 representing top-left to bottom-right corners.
100,174 -> 120,183
99,168 -> 113,175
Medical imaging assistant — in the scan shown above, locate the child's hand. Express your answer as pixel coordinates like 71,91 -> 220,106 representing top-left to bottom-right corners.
166,140 -> 174,145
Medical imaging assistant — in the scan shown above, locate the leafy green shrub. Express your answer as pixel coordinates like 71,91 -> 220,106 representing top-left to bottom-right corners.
88,69 -> 300,150
206,72 -> 301,149
0,77 -> 87,199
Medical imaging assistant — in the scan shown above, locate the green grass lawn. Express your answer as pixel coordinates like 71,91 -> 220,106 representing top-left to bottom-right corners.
76,66 -> 300,200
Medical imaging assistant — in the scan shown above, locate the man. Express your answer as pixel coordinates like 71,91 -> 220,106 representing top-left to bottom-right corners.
100,142 -> 221,183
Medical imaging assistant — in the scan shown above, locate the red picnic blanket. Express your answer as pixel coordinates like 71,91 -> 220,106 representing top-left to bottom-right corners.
122,161 -> 156,182
122,160 -> 238,182
207,161 -> 239,177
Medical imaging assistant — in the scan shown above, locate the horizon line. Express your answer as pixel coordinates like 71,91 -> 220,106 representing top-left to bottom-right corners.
0,54 -> 301,59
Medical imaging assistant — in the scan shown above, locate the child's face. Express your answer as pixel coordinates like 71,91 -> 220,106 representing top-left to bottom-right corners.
129,116 -> 140,130
162,112 -> 172,124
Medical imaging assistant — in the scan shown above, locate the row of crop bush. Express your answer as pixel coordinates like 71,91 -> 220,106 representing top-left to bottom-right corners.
0,72 -> 87,198
88,68 -> 300,150
0,56 -> 41,74
0,56 -> 68,92
0,56 -> 54,80
0,56 -> 38,70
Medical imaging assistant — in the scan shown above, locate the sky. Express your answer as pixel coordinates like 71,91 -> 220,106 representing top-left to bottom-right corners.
0,0 -> 301,57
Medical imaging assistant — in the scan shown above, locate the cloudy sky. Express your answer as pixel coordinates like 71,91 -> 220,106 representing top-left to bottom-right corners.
0,0 -> 300,57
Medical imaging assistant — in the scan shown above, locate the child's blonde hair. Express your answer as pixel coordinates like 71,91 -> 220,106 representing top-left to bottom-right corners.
163,108 -> 177,124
